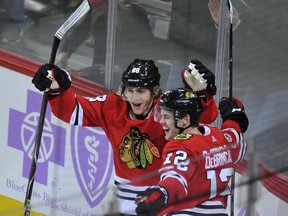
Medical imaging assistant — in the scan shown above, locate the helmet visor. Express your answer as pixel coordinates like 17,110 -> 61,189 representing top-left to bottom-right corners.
154,105 -> 174,123
120,86 -> 153,102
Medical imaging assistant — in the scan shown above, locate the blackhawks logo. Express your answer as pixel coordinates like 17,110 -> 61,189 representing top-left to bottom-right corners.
119,126 -> 160,169
173,133 -> 192,140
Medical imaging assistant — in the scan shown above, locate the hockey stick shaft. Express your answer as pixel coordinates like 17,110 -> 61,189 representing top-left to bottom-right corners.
24,1 -> 91,215
227,1 -> 235,216
229,24 -> 235,216
228,3 -> 233,100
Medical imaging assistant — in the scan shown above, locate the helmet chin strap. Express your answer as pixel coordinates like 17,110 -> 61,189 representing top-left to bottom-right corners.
176,121 -> 191,134
143,99 -> 155,116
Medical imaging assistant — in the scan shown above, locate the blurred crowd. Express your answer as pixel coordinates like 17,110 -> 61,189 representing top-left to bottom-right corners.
0,0 -> 82,44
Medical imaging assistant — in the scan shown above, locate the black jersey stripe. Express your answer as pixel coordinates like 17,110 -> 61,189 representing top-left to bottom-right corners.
116,193 -> 136,201
168,211 -> 228,216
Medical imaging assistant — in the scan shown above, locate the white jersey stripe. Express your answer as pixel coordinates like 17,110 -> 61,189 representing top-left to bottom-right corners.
70,102 -> 78,125
70,100 -> 84,126
161,170 -> 188,195
113,175 -> 149,215
78,102 -> 84,125
167,200 -> 228,215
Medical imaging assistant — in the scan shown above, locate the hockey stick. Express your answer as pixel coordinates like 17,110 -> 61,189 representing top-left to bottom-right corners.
227,1 -> 235,216
227,0 -> 233,100
24,1 -> 91,215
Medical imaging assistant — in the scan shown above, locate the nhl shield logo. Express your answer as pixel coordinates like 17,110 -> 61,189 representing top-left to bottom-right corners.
71,126 -> 114,207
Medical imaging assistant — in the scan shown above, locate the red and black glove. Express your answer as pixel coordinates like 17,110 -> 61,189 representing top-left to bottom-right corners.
218,97 -> 249,133
135,186 -> 168,216
32,64 -> 71,96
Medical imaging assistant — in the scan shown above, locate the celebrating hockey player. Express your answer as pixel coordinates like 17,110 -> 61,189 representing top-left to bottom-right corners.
136,88 -> 249,215
32,58 -> 218,215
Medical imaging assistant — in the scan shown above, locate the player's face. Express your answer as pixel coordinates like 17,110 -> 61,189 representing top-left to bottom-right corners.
124,87 -> 154,116
159,108 -> 179,140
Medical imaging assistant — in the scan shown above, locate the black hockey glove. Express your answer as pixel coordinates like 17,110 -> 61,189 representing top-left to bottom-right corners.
182,59 -> 217,96
218,97 -> 249,133
32,64 -> 71,96
135,186 -> 168,216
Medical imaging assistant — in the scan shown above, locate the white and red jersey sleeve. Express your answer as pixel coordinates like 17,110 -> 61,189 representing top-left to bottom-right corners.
221,119 -> 247,164
48,88 -> 122,128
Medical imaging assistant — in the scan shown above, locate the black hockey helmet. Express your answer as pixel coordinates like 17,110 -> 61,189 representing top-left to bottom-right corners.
121,59 -> 161,94
157,88 -> 203,127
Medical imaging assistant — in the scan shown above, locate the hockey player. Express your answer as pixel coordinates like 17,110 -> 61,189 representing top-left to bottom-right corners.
32,59 -> 218,215
136,88 -> 249,215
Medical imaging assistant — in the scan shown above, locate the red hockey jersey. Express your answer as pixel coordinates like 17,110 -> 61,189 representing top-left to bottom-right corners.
157,120 -> 246,215
48,88 -> 218,214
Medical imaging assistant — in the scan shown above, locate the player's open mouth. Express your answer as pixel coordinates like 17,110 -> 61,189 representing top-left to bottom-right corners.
133,103 -> 142,107
163,127 -> 170,132
132,103 -> 143,110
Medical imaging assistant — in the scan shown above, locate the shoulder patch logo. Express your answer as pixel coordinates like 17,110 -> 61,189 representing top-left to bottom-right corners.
174,133 -> 192,140
115,91 -> 122,97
